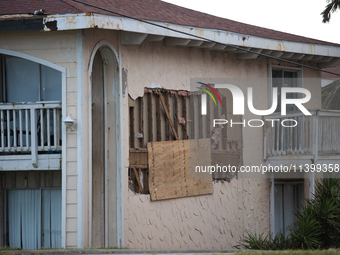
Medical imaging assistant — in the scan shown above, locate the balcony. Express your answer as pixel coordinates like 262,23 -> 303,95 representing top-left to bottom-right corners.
264,109 -> 340,166
0,101 -> 62,171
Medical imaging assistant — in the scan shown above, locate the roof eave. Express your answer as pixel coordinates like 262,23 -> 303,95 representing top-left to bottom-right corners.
0,14 -> 44,31
43,13 -> 340,67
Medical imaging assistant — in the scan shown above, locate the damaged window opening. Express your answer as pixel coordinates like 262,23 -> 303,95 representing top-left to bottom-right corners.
128,87 -> 242,196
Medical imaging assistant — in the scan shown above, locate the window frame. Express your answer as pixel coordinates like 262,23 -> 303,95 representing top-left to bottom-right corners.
269,65 -> 303,112
0,56 -> 62,103
4,187 -> 62,249
274,180 -> 305,237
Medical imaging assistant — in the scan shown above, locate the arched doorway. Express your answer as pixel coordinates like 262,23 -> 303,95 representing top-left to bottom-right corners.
89,42 -> 121,248
91,50 -> 105,247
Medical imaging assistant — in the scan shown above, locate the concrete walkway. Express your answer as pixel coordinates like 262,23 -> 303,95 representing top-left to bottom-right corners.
0,249 -> 239,255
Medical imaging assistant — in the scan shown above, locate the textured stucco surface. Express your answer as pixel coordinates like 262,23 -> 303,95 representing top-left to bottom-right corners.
121,41 -> 275,249
121,40 -> 321,249
125,179 -> 270,249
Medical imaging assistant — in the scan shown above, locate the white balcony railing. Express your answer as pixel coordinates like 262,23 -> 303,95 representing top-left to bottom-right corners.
0,101 -> 62,167
264,109 -> 340,159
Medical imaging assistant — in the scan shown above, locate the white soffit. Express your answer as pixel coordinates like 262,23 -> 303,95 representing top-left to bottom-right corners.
43,13 -> 340,67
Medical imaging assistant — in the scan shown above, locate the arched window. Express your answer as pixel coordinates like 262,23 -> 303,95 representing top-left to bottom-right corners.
0,55 -> 62,152
1,56 -> 61,103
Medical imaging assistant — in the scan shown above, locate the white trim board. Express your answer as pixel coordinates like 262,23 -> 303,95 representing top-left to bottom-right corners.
43,13 -> 340,58
76,29 -> 85,249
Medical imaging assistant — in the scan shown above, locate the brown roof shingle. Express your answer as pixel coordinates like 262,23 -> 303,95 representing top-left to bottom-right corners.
321,64 -> 340,79
1,0 -> 339,47
0,0 -> 80,16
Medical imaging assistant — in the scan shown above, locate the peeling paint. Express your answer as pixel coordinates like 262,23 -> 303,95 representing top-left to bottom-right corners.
195,29 -> 204,37
150,83 -> 162,88
122,68 -> 128,96
66,47 -> 72,62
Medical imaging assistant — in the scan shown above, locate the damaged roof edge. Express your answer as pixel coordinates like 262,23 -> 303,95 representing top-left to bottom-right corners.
43,13 -> 340,58
0,17 -> 44,31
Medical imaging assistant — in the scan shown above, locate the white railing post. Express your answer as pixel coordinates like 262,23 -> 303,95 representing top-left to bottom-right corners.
47,109 -> 51,148
31,108 -> 38,168
25,109 -> 29,151
310,110 -> 319,198
1,110 -> 4,150
53,109 -> 57,149
7,110 -> 10,150
13,110 -> 17,150
40,109 -> 44,150
19,110 -> 23,151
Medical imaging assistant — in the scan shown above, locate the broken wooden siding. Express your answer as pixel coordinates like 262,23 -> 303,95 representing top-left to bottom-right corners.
128,87 -> 243,193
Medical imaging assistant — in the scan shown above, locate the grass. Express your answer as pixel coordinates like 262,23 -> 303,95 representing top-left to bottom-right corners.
0,247 -> 21,250
237,250 -> 340,255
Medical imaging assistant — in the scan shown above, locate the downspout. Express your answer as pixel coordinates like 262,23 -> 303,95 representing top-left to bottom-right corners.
267,58 -> 275,237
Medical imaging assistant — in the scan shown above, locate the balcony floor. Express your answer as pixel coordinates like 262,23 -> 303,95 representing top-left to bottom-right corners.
0,154 -> 61,171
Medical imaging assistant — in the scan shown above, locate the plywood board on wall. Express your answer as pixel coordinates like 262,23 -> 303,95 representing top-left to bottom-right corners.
148,139 -> 213,201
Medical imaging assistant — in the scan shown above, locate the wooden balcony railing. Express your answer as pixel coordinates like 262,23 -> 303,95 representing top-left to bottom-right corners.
264,109 -> 340,159
0,101 -> 62,167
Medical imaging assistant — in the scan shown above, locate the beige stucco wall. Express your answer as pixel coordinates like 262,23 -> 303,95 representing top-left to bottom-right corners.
0,29 -> 79,247
125,179 -> 269,249
121,41 -> 268,249
121,40 -> 322,249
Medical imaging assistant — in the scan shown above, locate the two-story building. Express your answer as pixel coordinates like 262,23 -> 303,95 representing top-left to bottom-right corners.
1,0 -> 340,250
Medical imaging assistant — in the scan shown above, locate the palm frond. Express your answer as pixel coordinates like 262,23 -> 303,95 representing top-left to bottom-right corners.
322,79 -> 340,110
321,0 -> 340,23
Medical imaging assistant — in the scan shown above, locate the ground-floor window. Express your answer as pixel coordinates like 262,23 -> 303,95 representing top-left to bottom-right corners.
274,182 -> 304,237
7,189 -> 61,249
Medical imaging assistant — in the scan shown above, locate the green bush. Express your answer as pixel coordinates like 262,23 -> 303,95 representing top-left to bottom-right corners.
236,178 -> 340,250
290,178 -> 340,249
289,202 -> 322,249
237,250 -> 340,255
233,232 -> 293,250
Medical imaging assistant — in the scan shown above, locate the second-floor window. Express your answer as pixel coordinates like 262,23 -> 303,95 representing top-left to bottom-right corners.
1,56 -> 61,103
272,69 -> 300,113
